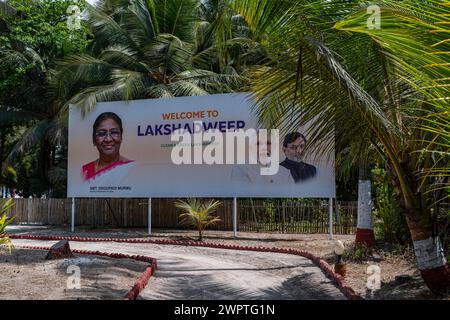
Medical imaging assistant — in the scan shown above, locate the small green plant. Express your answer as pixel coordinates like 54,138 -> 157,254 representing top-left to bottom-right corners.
372,167 -> 410,244
0,198 -> 15,252
175,199 -> 222,241
342,243 -> 371,262
264,200 -> 276,223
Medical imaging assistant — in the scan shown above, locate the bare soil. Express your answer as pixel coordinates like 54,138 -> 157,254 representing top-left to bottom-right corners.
0,247 -> 148,300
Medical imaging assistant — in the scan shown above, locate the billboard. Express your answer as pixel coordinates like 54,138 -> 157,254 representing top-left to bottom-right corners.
68,93 -> 335,198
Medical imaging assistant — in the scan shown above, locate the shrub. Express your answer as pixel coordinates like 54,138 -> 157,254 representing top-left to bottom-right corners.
175,199 -> 222,241
0,198 -> 15,252
372,167 -> 410,244
343,242 -> 371,262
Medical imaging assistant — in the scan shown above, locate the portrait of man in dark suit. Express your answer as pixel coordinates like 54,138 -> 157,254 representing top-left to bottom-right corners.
280,132 -> 317,183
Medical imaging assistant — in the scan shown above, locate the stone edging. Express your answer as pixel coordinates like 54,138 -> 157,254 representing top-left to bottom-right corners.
16,244 -> 157,300
10,234 -> 363,300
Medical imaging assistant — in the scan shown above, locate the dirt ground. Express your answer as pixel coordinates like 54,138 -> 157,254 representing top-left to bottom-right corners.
6,226 -> 449,300
9,238 -> 346,300
0,247 -> 148,300
339,254 -> 437,300
153,230 -> 447,300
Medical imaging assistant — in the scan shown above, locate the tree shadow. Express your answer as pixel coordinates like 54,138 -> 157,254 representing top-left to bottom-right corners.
367,275 -> 441,300
141,260 -> 344,300
0,248 -> 148,300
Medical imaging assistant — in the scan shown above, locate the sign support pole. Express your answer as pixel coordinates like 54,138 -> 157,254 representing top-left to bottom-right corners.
233,197 -> 237,239
71,197 -> 75,233
148,198 -> 152,236
329,197 -> 334,240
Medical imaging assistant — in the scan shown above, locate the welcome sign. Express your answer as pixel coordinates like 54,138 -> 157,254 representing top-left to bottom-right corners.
68,93 -> 335,198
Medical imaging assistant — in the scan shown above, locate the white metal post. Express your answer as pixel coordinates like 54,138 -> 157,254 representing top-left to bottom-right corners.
233,197 -> 237,238
329,197 -> 333,240
71,197 -> 75,232
148,198 -> 152,235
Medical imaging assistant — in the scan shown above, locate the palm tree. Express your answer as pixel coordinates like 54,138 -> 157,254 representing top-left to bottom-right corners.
231,0 -> 449,293
334,0 -> 450,293
0,41 -> 68,196
54,0 -> 247,114
175,198 -> 222,241
195,0 -> 264,74
0,0 -> 91,196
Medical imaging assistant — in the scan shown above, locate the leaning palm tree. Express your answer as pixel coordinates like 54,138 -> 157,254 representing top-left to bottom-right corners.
232,0 -> 449,293
54,0 -> 246,115
175,198 -> 222,241
334,0 -> 450,294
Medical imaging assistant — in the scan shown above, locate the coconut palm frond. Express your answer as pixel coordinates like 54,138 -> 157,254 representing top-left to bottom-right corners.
110,68 -> 154,100
86,3 -> 139,51
3,120 -> 51,170
69,83 -> 126,116
0,198 -> 15,252
146,83 -> 175,98
155,0 -> 199,43
175,69 -> 243,91
99,45 -> 149,72
175,198 -> 222,240
168,80 -> 209,96
144,34 -> 192,75
57,54 -> 113,81
334,0 -> 450,200
122,0 -> 158,47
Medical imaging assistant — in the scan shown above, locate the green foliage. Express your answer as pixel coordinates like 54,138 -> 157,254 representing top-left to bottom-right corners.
1,0 -> 90,60
54,0 -> 251,114
155,0 -> 199,42
437,205 -> 450,259
0,1 -> 91,196
372,167 -> 410,244
342,242 -> 371,262
0,198 -> 15,252
233,1 -> 448,250
175,198 -> 222,241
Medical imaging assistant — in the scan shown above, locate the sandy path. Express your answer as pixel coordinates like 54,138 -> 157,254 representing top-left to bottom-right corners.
11,238 -> 345,300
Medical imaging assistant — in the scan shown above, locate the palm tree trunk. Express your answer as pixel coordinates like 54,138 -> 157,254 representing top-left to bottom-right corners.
388,161 -> 449,294
405,213 -> 449,294
355,160 -> 375,247
198,224 -> 203,241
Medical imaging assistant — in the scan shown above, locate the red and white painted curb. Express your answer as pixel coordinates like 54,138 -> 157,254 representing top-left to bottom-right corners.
10,234 -> 363,300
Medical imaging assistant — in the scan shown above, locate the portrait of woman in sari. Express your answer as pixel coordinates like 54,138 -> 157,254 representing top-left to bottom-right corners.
82,112 -> 135,184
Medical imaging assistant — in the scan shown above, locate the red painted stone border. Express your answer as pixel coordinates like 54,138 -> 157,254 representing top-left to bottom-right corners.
16,244 -> 157,300
10,234 -> 363,300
